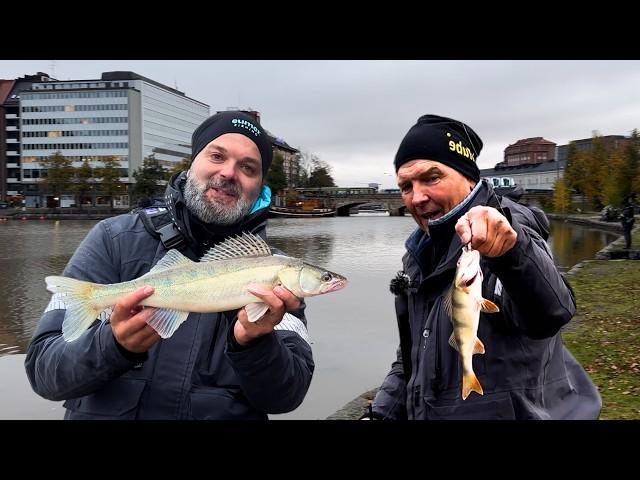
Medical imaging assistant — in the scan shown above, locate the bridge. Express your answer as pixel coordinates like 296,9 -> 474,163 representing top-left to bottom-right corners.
288,183 -> 555,217
304,192 -> 407,216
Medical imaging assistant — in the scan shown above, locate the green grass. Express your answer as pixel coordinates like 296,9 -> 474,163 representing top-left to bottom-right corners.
563,257 -> 640,419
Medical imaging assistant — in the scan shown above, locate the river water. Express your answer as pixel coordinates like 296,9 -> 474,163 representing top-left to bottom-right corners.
0,214 -> 619,419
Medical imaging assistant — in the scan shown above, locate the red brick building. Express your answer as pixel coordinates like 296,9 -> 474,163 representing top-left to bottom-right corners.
499,137 -> 556,167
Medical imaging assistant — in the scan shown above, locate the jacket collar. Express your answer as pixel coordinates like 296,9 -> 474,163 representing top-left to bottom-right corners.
405,180 -> 490,282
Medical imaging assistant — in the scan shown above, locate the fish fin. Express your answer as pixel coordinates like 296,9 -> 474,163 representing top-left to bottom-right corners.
63,302 -> 101,342
480,297 -> 500,313
45,276 -> 100,342
448,332 -> 459,352
473,337 -> 485,355
143,249 -> 193,276
245,302 -> 269,323
200,232 -> 271,262
462,373 -> 483,400
443,284 -> 454,318
145,308 -> 189,339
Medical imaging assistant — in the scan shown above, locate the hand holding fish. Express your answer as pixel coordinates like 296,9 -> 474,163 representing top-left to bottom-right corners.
234,285 -> 302,346
455,206 -> 517,257
110,285 -> 162,353
46,233 -> 347,343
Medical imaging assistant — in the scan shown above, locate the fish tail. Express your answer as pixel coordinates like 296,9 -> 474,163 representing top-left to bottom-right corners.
45,276 -> 100,342
462,372 -> 484,400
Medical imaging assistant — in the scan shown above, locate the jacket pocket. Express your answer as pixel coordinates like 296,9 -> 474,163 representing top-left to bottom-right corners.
189,388 -> 265,420
425,392 -> 516,420
63,378 -> 147,419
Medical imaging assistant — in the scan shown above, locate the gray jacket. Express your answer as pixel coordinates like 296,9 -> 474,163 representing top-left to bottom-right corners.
373,182 -> 601,419
24,210 -> 314,420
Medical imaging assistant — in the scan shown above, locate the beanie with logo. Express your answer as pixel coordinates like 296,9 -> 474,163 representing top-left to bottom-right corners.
191,111 -> 273,176
394,114 -> 483,182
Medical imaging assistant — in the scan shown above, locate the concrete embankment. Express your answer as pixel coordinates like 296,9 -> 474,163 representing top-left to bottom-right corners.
0,208 -> 122,221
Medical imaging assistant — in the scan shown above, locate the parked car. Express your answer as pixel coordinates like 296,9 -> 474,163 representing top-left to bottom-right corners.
0,201 -> 10,209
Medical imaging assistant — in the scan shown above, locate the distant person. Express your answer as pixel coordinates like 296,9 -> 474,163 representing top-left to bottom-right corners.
25,111 -> 314,419
363,114 -> 601,419
621,195 -> 636,249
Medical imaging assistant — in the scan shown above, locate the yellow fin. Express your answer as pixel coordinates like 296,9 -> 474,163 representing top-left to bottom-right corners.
462,373 -> 484,400
473,337 -> 485,355
480,298 -> 500,313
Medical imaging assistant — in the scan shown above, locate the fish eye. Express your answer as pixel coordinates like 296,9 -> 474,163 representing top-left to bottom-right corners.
321,272 -> 332,282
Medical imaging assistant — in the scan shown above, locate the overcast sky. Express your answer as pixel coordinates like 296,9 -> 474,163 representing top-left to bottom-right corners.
2,60 -> 639,189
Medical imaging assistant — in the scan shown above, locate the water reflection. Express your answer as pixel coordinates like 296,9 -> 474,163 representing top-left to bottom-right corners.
0,220 -> 89,353
547,220 -> 619,272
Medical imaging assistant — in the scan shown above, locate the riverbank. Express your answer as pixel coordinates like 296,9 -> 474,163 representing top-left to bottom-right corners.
0,207 -> 123,221
561,227 -> 639,419
546,212 -> 625,232
328,220 -> 639,420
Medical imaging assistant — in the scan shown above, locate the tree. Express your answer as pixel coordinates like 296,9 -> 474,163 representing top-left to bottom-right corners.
72,159 -> 93,209
622,129 -> 640,202
307,157 -> 336,188
297,168 -> 309,188
132,155 -> 166,202
296,150 -> 320,188
602,149 -> 626,207
563,142 -> 582,193
166,158 -> 191,180
552,177 -> 571,213
584,134 -> 608,209
96,156 -> 123,210
265,151 -> 287,194
40,151 -> 73,210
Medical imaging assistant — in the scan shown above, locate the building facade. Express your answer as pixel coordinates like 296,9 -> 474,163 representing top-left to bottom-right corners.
272,136 -> 300,187
556,135 -> 630,163
480,159 -> 566,192
1,72 -> 57,203
497,137 -> 556,168
15,71 -> 208,207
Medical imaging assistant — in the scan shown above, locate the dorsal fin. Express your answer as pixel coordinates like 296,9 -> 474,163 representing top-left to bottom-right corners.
142,249 -> 194,277
200,232 -> 272,262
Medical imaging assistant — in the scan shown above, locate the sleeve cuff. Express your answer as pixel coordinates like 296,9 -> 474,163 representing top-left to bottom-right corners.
226,318 -> 270,352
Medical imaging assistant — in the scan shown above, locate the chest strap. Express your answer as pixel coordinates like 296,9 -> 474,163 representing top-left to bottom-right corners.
139,206 -> 186,250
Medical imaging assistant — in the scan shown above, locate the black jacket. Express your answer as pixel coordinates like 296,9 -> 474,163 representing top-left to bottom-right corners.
373,181 -> 601,419
24,175 -> 314,419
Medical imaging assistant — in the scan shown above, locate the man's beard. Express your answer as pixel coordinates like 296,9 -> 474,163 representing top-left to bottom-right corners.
183,174 -> 258,225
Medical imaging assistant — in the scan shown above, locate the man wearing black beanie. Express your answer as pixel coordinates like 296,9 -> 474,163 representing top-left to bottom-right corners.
364,114 -> 601,420
26,111 -> 315,420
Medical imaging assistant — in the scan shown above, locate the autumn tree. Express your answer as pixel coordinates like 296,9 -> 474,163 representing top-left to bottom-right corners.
72,159 -> 94,209
552,177 -> 572,213
96,156 -> 123,210
40,151 -> 73,210
133,154 -> 167,201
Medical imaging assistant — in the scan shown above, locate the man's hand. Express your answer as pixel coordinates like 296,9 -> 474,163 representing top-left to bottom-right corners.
111,286 -> 161,353
455,206 -> 517,257
234,285 -> 301,347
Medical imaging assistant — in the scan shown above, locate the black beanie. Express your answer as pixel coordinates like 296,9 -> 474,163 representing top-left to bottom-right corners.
191,111 -> 273,176
394,114 -> 482,182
